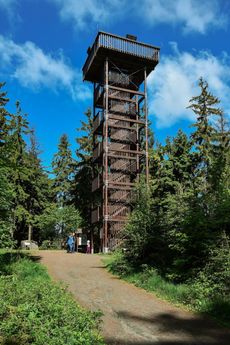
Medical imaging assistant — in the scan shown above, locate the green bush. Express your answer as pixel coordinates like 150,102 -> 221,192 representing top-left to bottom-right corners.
105,253 -> 230,326
40,240 -> 62,250
0,222 -> 15,249
0,251 -> 105,345
105,250 -> 134,276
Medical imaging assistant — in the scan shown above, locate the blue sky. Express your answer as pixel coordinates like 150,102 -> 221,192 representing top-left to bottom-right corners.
0,0 -> 230,170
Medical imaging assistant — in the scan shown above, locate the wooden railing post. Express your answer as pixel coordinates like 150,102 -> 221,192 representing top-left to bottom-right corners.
144,68 -> 149,185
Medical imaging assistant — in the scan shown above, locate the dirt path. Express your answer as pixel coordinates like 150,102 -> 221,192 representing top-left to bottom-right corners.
38,250 -> 229,345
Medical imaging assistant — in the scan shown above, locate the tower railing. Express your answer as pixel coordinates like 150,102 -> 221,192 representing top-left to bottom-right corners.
83,32 -> 160,79
99,32 -> 159,59
92,174 -> 102,192
93,141 -> 104,160
93,111 -> 104,132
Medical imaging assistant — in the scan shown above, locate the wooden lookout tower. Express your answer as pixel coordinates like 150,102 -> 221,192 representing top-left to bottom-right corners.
82,32 -> 160,252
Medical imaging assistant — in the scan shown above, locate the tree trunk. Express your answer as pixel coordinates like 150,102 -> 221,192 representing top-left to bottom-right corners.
28,224 -> 32,241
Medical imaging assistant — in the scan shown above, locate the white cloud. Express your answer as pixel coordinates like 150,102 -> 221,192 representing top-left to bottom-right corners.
0,0 -> 19,24
0,35 -> 91,101
50,0 -> 227,34
0,0 -> 16,11
141,0 -> 227,34
50,0 -> 125,30
148,43 -> 230,128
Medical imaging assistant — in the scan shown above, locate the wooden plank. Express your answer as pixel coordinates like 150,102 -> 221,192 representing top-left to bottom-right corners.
108,123 -> 135,130
98,31 -> 160,50
108,216 -> 127,222
108,114 -> 145,125
108,148 -> 145,155
108,95 -> 136,103
108,181 -> 135,186
108,154 -> 137,160
109,85 -> 144,96
108,185 -> 133,190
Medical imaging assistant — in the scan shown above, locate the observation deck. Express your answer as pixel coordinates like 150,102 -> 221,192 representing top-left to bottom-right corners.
83,32 -> 160,85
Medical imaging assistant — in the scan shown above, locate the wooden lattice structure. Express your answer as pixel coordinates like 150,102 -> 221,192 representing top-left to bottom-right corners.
82,32 -> 160,252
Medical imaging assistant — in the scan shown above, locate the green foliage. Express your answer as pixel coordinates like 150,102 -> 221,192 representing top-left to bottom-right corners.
52,134 -> 75,206
105,254 -> 230,326
111,78 -> 230,324
0,82 -> 9,146
73,109 -> 94,230
122,178 -> 153,263
0,82 -> 55,246
0,251 -> 105,345
0,167 -> 14,248
71,108 -> 97,247
39,239 -> 61,250
36,205 -> 82,241
0,84 -> 14,247
0,222 -> 14,249
0,83 -> 87,246
6,102 -> 32,237
122,78 -> 229,276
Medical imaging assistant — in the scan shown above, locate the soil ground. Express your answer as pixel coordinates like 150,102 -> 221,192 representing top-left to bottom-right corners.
37,250 -> 230,345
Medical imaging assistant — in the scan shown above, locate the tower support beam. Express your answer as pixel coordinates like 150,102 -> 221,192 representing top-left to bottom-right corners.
83,32 -> 159,252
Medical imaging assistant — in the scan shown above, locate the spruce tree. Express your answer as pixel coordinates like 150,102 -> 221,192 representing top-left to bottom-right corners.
186,78 -> 230,283
52,133 -> 75,206
72,109 -> 94,228
5,101 -> 51,244
188,77 -> 222,192
8,102 -> 30,242
50,134 -> 79,238
0,83 -> 13,247
0,82 -> 10,147
25,130 -> 53,242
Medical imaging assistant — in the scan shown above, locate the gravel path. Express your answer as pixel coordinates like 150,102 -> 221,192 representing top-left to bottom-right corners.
38,250 -> 230,345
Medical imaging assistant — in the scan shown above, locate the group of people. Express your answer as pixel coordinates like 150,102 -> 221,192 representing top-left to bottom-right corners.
66,232 -> 91,254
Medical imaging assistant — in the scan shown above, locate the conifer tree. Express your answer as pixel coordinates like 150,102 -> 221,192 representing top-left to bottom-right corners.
3,100 -> 52,244
50,134 -> 80,238
25,130 -> 53,242
72,109 -> 94,228
150,131 -> 194,277
184,78 -> 230,280
52,134 -> 75,206
0,82 -> 10,147
188,77 -> 222,192
7,102 -> 32,242
0,83 -> 68,246
0,83 -> 13,247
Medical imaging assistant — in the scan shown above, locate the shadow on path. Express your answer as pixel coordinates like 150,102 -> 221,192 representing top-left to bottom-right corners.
38,251 -> 230,345
104,340 -> 224,345
105,310 -> 230,345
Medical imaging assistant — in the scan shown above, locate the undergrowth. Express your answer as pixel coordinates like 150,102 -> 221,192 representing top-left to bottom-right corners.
103,251 -> 230,327
0,250 -> 105,345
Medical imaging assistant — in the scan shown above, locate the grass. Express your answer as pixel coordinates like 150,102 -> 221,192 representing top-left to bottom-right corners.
126,270 -> 190,303
0,250 -> 105,345
102,253 -> 230,327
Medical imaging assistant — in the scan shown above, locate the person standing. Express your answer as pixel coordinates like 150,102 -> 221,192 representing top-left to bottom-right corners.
66,233 -> 74,253
86,239 -> 91,254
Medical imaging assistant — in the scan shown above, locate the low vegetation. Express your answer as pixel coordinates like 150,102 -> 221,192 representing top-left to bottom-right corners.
104,252 -> 230,327
105,79 -> 230,327
0,251 -> 105,345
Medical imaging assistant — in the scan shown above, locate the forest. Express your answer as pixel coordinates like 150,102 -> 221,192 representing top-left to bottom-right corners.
0,80 -> 87,248
0,78 -> 229,323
